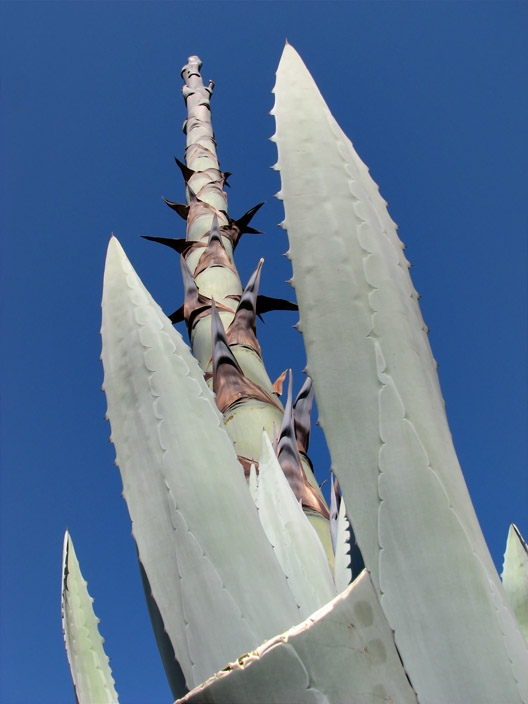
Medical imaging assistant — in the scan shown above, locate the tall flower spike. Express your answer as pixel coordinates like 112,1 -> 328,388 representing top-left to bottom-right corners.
185,198 -> 228,246
193,215 -> 238,277
180,256 -> 209,333
226,258 -> 264,357
211,298 -> 282,414
182,56 -> 226,218
178,256 -> 233,333
174,156 -> 195,183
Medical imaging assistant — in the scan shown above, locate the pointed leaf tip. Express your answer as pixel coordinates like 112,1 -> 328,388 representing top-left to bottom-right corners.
502,523 -> 528,641
293,375 -> 314,454
62,532 -> 119,703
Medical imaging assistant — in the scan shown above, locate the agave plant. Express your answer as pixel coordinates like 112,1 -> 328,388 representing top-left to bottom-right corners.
62,44 -> 528,703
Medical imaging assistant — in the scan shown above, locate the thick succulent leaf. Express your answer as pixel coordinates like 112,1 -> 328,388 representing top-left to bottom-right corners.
329,474 -> 339,553
100,236 -> 300,689
61,531 -> 119,704
502,524 -> 528,641
254,431 -> 336,617
248,462 -> 259,504
272,43 -> 528,703
136,555 -> 187,699
176,569 -> 417,704
334,498 -> 352,594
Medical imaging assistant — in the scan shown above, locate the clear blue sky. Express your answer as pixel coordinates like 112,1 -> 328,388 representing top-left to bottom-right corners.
1,2 -> 527,702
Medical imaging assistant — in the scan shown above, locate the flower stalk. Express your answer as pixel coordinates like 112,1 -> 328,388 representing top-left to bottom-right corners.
147,55 -> 333,561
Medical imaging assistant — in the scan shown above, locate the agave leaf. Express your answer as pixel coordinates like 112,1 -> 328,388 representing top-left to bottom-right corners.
334,498 -> 352,594
100,236 -> 301,689
254,430 -> 336,617
272,43 -> 528,702
61,531 -> 119,704
502,523 -> 528,641
176,569 -> 418,704
329,473 -> 340,554
248,462 -> 259,504
136,553 -> 188,698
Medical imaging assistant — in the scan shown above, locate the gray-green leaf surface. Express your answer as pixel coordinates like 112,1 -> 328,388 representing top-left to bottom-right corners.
61,531 -> 119,704
334,498 -> 352,594
176,570 -> 418,704
272,42 -> 528,703
254,430 -> 336,617
101,236 -> 301,689
503,523 -> 528,641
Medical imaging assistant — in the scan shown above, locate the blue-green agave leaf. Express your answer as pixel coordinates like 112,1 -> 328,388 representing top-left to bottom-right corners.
100,236 -> 300,690
61,531 -> 119,704
175,570 -> 418,704
334,497 -> 352,594
254,430 -> 336,617
502,524 -> 528,641
272,42 -> 528,703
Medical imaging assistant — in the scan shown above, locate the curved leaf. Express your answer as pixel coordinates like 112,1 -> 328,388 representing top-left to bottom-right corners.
101,236 -> 300,689
255,431 -> 336,617
176,570 -> 418,704
272,42 -> 528,703
502,523 -> 528,641
334,499 -> 352,594
61,531 -> 119,704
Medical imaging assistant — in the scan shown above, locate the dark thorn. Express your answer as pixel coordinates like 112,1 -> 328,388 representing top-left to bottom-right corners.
169,306 -> 184,324
174,157 -> 194,183
162,197 -> 189,220
256,295 -> 298,315
235,202 -> 265,232
141,236 -> 191,254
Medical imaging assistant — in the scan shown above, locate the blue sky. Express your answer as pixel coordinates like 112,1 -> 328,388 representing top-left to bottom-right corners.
1,2 -> 527,702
